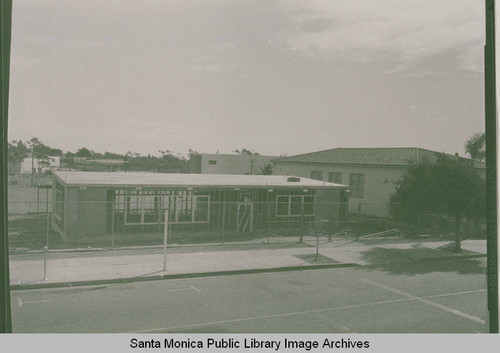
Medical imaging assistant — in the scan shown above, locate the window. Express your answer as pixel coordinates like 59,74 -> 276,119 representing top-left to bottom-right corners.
119,190 -> 210,224
349,173 -> 365,198
328,172 -> 342,184
276,195 -> 315,217
208,160 -> 217,165
310,171 -> 323,180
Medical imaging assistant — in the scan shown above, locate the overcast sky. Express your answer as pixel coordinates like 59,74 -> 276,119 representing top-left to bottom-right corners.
8,0 -> 485,157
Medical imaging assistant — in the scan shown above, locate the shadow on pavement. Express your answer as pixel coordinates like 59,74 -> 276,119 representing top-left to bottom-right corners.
359,245 -> 485,276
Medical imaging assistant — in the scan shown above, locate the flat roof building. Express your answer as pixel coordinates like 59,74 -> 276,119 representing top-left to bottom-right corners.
51,171 -> 349,243
188,153 -> 277,175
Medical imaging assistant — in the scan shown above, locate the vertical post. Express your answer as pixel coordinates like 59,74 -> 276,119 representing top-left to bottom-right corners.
45,188 -> 49,246
267,192 -> 271,244
299,200 -> 304,243
385,202 -> 389,231
315,231 -> 319,261
485,0 -> 498,334
43,187 -> 49,280
0,0 -> 14,333
222,195 -> 226,245
43,246 -> 48,281
36,186 -> 39,213
163,209 -> 168,271
111,200 -> 115,248
30,143 -> 34,187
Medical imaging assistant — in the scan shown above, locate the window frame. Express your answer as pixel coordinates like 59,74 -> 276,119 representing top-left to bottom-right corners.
120,190 -> 210,225
349,173 -> 365,199
310,171 -> 323,180
328,171 -> 342,184
275,195 -> 315,217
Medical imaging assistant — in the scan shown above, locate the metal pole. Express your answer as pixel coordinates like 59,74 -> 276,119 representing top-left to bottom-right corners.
111,201 -> 115,248
222,198 -> 226,245
43,188 -> 49,280
316,232 -> 319,260
267,197 -> 270,244
43,246 -> 48,281
36,187 -> 39,213
30,144 -> 34,187
163,210 -> 168,271
385,202 -> 389,231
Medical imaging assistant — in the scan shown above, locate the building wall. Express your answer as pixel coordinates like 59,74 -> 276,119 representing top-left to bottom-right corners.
21,156 -> 60,174
190,154 -> 276,175
314,188 -> 344,224
76,187 -> 108,236
55,184 -> 347,238
65,187 -> 80,237
55,185 -> 108,238
273,162 -> 406,217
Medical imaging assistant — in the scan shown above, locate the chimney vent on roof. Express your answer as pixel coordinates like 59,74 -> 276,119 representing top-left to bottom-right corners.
287,176 -> 300,182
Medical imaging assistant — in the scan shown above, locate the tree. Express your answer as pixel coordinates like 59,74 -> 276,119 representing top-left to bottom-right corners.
74,147 -> 93,158
392,155 -> 485,252
258,163 -> 273,175
8,140 -> 29,163
233,148 -> 259,155
27,137 -> 46,186
465,132 -> 485,161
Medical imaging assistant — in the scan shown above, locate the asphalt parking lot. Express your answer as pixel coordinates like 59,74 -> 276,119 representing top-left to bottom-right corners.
11,257 -> 487,333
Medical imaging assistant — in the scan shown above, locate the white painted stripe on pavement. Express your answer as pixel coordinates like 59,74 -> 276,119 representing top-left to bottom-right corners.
23,300 -> 49,305
361,278 -> 485,325
167,287 -> 200,293
424,289 -> 486,299
131,288 -> 485,333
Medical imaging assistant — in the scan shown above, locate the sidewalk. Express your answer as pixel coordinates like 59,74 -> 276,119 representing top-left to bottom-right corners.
8,237 -> 486,290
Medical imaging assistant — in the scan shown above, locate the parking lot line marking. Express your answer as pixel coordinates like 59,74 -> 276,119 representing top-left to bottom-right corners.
167,287 -> 199,293
22,300 -> 49,305
132,289 -> 484,333
361,278 -> 485,325
425,289 -> 486,299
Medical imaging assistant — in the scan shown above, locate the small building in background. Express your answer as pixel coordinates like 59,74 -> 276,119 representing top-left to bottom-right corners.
21,155 -> 60,174
51,171 -> 349,242
188,153 -> 277,175
71,157 -> 126,171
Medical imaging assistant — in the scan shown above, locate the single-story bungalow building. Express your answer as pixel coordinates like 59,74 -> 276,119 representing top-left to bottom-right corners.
51,171 -> 349,241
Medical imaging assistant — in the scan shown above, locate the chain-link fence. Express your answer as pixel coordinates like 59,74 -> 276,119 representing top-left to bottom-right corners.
7,184 -> 488,251
7,197 -> 458,251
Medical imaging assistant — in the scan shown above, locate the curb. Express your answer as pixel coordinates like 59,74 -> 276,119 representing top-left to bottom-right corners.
10,253 -> 486,292
10,262 -> 360,291
362,253 -> 486,268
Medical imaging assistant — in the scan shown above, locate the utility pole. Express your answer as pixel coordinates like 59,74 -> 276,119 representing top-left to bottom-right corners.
30,140 -> 35,187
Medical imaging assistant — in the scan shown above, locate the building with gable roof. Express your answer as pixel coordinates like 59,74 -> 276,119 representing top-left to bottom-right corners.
272,147 -> 485,218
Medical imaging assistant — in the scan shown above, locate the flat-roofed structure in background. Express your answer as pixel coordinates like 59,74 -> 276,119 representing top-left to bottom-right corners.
51,171 -> 349,242
188,153 -> 277,175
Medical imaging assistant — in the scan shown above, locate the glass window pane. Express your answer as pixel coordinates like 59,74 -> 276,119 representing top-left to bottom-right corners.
304,196 -> 315,215
290,196 -> 302,215
277,196 -> 289,216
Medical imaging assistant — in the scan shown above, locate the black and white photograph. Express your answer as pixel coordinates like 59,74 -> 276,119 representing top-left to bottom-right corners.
1,0 -> 497,339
